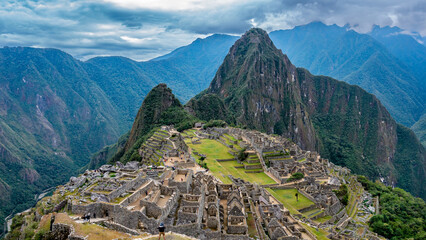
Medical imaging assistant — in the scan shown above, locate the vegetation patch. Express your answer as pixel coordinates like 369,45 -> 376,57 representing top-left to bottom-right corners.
287,172 -> 304,182
333,184 -> 349,205
357,175 -> 426,240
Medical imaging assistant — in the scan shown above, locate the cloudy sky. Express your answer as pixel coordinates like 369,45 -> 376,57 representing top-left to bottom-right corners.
1,0 -> 425,61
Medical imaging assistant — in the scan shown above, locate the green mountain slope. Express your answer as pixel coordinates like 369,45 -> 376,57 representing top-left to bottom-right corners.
187,28 -> 425,199
412,114 -> 426,147
369,25 -> 426,84
0,47 -> 123,235
92,84 -> 198,167
84,34 -> 238,130
0,35 -> 238,236
269,22 -> 425,127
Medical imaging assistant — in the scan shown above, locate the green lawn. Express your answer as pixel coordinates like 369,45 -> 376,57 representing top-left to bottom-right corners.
224,133 -> 237,142
181,129 -> 197,138
267,188 -> 314,215
315,215 -> 332,223
300,222 -> 330,240
187,139 -> 275,185
303,208 -> 323,218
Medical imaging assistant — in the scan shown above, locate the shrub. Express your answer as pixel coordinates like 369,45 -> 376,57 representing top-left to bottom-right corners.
333,184 -> 349,205
203,119 -> 226,129
287,172 -> 304,182
237,148 -> 248,161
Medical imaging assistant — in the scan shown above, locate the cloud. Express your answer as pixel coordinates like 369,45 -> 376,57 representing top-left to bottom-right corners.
0,0 -> 424,61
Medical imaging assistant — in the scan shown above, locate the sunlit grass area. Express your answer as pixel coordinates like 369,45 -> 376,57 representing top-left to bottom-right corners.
266,188 -> 314,214
55,213 -> 131,240
315,215 -> 332,223
300,222 -> 330,240
187,139 -> 275,185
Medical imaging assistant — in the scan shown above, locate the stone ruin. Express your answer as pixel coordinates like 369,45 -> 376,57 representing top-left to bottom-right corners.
57,126 -> 378,240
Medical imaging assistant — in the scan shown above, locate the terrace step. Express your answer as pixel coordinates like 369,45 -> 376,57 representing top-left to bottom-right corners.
246,159 -> 260,164
308,209 -> 322,218
243,164 -> 262,169
244,169 -> 263,173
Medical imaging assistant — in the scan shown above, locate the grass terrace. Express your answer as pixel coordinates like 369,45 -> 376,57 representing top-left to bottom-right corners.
315,215 -> 332,223
181,129 -> 197,138
266,188 -> 314,214
300,222 -> 330,240
186,139 -> 275,185
268,189 -> 332,224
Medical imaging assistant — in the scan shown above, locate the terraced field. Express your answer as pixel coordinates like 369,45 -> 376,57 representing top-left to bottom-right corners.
185,137 -> 275,185
267,188 -> 332,224
267,188 -> 314,214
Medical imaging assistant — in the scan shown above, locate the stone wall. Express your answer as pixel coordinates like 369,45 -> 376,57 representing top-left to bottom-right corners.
221,233 -> 250,239
52,200 -> 67,212
327,201 -> 341,216
101,221 -> 139,235
107,174 -> 148,202
140,189 -> 178,219
120,180 -> 154,207
227,219 -> 248,234
298,189 -> 317,204
169,169 -> 193,194
175,162 -> 196,169
51,223 -> 87,240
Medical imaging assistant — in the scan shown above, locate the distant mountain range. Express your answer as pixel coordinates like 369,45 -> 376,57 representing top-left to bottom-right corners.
269,22 -> 425,127
0,22 -> 425,236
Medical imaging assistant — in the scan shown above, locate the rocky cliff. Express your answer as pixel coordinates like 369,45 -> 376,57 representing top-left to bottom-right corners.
197,28 -> 317,150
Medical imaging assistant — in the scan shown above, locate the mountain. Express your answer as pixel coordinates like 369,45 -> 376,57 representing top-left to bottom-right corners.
187,28 -> 425,199
189,28 -> 317,150
84,34 -> 238,130
0,47 -> 124,235
412,113 -> 426,147
124,83 -> 193,151
94,84 -> 198,167
269,22 -> 425,127
369,25 -> 426,84
0,34 -> 236,236
367,25 -> 426,147
2,23 -> 426,236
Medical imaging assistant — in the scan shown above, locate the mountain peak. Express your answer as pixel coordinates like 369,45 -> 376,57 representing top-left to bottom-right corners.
238,27 -> 274,46
202,28 -> 316,150
124,83 -> 181,151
